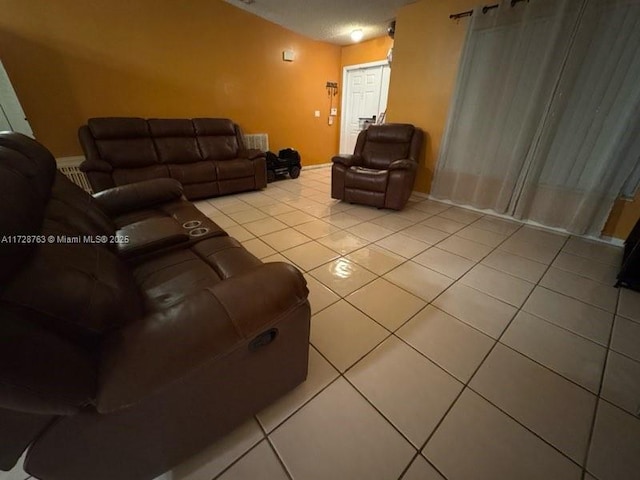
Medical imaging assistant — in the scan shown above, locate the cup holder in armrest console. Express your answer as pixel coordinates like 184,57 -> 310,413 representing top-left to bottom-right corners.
182,220 -> 202,229
189,227 -> 210,237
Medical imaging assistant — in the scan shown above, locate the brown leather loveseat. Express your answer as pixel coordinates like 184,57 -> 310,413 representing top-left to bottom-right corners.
0,132 -> 310,480
79,117 -> 267,200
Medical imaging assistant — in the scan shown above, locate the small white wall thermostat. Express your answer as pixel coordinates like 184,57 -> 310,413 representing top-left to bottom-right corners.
330,107 -> 338,116
282,50 -> 295,62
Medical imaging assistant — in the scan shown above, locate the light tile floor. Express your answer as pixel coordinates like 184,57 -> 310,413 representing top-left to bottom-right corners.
5,166 -> 639,480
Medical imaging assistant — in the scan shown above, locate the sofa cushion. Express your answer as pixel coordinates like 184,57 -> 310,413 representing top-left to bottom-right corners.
360,124 -> 414,170
89,118 -> 157,168
362,142 -> 411,170
0,137 -> 57,282
168,162 -> 217,184
192,236 -> 262,279
193,119 -> 240,161
1,236 -> 142,338
133,249 -> 223,310
148,119 -> 201,164
365,124 -> 415,143
0,135 -> 56,201
88,118 -> 149,139
345,167 -> 388,193
182,182 -> 220,200
216,159 -> 254,180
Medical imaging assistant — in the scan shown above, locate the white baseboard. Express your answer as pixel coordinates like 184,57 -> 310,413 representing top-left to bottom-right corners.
426,195 -> 624,245
304,162 -> 332,170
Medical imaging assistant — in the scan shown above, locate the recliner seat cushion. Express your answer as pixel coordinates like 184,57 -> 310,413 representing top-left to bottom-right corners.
168,162 -> 217,184
344,167 -> 388,193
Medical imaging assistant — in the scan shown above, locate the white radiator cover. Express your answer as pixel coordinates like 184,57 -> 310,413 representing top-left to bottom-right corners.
55,133 -> 270,193
56,156 -> 92,193
243,133 -> 269,152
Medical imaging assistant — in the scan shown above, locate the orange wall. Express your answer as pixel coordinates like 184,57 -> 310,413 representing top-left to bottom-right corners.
602,195 -> 640,239
386,0 -> 477,193
0,0 -> 341,165
341,36 -> 393,68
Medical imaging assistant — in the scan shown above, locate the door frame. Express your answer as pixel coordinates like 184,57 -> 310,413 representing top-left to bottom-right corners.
0,60 -> 33,137
339,60 -> 390,154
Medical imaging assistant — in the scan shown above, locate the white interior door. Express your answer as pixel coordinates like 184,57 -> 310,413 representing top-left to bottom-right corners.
0,60 -> 33,136
340,62 -> 390,154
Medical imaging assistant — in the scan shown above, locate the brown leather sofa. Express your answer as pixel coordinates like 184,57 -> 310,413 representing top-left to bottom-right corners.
0,132 -> 310,480
331,124 -> 424,210
78,117 -> 267,200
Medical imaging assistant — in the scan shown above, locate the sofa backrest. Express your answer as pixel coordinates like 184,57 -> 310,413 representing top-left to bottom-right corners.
357,124 -> 419,170
0,132 -> 144,415
0,134 -> 56,282
80,118 -> 251,194
193,118 -> 244,161
83,117 -> 245,169
89,117 -> 159,168
148,119 -> 201,164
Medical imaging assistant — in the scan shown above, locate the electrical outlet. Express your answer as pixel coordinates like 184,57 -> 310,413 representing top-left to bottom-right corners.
328,116 -> 334,125
330,107 -> 338,116
314,110 -> 320,118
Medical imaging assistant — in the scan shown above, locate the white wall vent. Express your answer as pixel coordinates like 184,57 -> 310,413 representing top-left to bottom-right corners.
58,165 -> 93,193
56,156 -> 93,193
243,133 -> 269,152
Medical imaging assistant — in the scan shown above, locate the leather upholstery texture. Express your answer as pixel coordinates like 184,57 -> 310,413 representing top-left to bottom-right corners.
79,117 -> 267,200
331,123 -> 424,210
0,133 -> 310,480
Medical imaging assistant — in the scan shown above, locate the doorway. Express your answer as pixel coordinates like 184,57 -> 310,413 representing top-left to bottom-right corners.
0,60 -> 33,136
339,60 -> 391,155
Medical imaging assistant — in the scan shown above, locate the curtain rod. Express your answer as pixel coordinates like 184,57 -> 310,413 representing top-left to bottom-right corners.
449,0 -> 529,20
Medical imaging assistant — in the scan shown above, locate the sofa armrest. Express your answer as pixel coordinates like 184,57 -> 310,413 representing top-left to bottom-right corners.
96,262 -> 309,412
93,178 -> 184,216
79,159 -> 113,173
388,159 -> 417,171
332,154 -> 362,168
239,148 -> 266,160
116,218 -> 190,259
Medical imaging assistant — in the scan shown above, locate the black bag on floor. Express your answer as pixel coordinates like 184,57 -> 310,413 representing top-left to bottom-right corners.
616,218 -> 640,290
265,148 -> 301,182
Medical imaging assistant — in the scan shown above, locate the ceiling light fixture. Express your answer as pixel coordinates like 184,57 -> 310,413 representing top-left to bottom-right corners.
350,29 -> 364,42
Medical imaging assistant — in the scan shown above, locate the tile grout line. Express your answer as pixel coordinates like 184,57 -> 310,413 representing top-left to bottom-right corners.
210,429 -> 266,480
276,199 -> 580,478
579,283 -> 621,480
204,172 -> 625,480
403,225 -> 585,474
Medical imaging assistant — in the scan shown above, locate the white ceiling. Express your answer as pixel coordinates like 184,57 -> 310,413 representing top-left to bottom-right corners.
224,0 -> 417,45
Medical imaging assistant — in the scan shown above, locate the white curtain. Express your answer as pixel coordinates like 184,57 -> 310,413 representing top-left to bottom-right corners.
432,0 -> 640,235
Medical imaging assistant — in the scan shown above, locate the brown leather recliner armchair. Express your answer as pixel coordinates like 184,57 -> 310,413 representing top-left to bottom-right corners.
331,124 -> 424,210
0,132 -> 310,480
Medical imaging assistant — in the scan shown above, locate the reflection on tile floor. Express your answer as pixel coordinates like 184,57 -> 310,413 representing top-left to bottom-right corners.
6,166 -> 638,480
